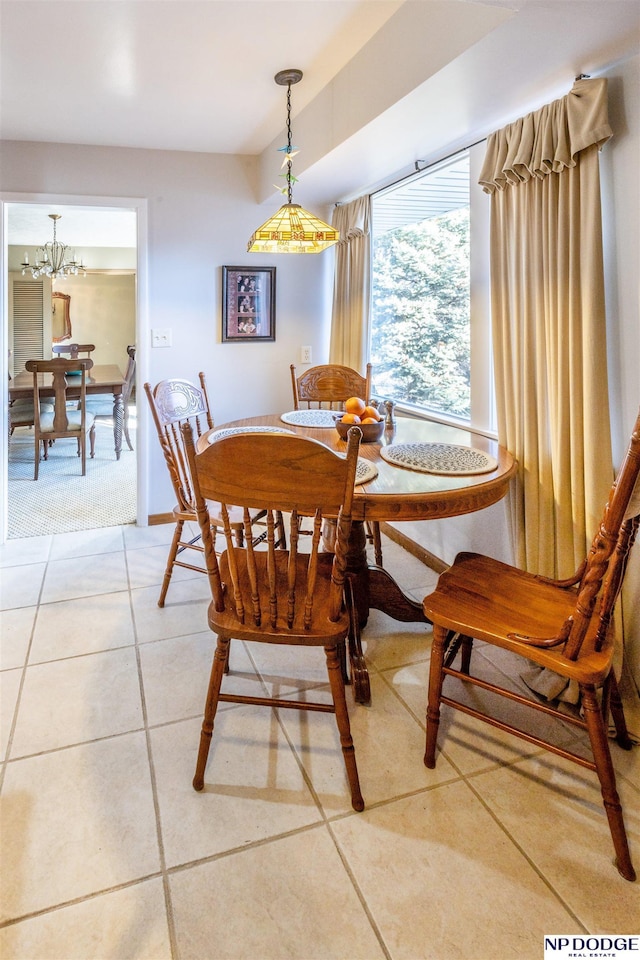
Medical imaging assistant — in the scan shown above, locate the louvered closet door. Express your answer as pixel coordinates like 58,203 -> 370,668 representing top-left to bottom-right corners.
8,274 -> 52,376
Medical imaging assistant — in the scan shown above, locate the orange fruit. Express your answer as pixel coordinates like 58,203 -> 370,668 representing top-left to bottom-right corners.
344,396 -> 366,416
362,405 -> 382,421
340,413 -> 361,424
361,416 -> 379,424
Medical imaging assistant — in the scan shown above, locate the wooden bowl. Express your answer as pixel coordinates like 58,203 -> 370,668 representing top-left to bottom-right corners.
334,416 -> 384,443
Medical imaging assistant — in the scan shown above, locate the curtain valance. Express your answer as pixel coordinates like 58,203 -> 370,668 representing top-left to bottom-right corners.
478,77 -> 612,194
332,195 -> 370,244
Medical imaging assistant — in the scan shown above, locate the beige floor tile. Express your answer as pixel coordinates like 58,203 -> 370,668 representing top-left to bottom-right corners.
126,542 -> 203,590
0,606 -> 36,670
1,668 -> 21,761
123,522 -> 178,550
0,535 -> 51,568
170,826 -> 386,960
41,552 -> 129,603
29,591 -> 135,663
386,652 -> 578,775
471,755 -> 640,931
11,647 -> 143,757
139,631 -> 245,726
280,671 -> 458,815
49,525 -> 125,560
360,608 -> 432,671
0,878 -> 171,960
0,732 -> 160,921
244,637 -> 343,692
131,578 -> 211,643
150,713 -> 323,868
0,563 -> 46,611
332,782 -> 582,960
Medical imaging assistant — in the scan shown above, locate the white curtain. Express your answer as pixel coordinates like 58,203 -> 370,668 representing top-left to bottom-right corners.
479,78 -> 614,580
329,195 -> 371,373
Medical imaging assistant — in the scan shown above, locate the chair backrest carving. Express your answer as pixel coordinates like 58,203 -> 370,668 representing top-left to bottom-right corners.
183,424 -> 362,630
144,374 -> 213,513
291,363 -> 372,410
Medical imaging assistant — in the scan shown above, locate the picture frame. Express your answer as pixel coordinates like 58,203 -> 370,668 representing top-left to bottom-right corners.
221,265 -> 276,342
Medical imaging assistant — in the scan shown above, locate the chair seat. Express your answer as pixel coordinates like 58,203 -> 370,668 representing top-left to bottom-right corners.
40,410 -> 95,433
213,550 -> 349,642
84,393 -> 115,416
423,552 -> 614,685
10,402 -> 54,425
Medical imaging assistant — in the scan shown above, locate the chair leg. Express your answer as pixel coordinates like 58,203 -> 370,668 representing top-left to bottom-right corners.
123,411 -> 134,451
324,643 -> 364,812
424,624 -> 448,768
193,635 -> 230,791
89,423 -> 96,458
581,683 -> 636,882
607,671 -> 634,750
158,520 -> 184,607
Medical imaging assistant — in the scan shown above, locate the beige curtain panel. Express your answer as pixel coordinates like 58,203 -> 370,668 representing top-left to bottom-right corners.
329,195 -> 372,374
479,78 -> 614,582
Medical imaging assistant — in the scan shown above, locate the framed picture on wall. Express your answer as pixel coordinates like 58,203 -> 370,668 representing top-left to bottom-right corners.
221,265 -> 276,342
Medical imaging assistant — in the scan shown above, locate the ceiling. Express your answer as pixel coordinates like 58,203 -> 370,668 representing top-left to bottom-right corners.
2,0 -> 639,247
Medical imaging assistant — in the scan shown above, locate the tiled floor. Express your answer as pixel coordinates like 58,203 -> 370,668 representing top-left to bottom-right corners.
1,524 -> 638,959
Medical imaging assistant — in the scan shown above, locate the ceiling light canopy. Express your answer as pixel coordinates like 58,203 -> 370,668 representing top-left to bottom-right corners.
21,214 -> 86,280
247,69 -> 339,254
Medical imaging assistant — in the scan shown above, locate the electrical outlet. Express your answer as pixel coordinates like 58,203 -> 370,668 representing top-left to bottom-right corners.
300,345 -> 312,364
151,328 -> 172,348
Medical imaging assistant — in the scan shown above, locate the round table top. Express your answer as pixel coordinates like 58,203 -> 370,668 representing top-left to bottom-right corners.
201,412 -> 517,523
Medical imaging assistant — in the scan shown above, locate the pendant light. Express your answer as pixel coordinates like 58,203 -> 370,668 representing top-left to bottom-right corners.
247,69 -> 339,254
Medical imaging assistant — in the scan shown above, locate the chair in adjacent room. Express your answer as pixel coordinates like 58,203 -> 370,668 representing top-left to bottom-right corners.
52,343 -> 96,359
83,345 -> 136,453
183,420 -> 365,811
24,358 -> 96,479
144,373 -> 284,607
422,407 -> 640,881
290,361 -> 383,566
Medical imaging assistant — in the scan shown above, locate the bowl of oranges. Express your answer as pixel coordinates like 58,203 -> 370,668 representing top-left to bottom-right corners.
334,397 -> 385,442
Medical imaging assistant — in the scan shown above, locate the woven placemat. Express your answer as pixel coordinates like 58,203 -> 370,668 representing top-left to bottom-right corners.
355,459 -> 378,485
280,409 -> 337,428
207,425 -> 294,444
380,442 -> 498,475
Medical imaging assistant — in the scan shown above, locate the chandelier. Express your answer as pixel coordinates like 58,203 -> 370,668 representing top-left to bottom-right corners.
247,69 -> 339,254
21,214 -> 87,279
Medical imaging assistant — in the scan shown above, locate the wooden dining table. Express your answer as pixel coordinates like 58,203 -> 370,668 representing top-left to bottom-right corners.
200,411 -> 517,703
9,363 -> 127,459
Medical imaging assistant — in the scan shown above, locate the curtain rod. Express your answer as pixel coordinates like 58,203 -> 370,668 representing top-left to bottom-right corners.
369,136 -> 487,199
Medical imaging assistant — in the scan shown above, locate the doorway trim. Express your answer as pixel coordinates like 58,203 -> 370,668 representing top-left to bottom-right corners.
1,192 -> 149,542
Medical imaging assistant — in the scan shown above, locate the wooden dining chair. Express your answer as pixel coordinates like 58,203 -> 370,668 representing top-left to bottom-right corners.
24,358 -> 96,479
423,407 -> 640,881
290,361 -> 383,566
183,421 -> 365,811
52,343 -> 96,359
144,374 -> 284,607
83,345 -> 136,453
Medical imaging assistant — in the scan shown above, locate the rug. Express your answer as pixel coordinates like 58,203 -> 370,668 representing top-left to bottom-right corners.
7,412 -> 137,539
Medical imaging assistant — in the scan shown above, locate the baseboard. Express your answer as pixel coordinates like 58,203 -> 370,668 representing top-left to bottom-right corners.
379,522 -> 448,574
148,513 -> 174,526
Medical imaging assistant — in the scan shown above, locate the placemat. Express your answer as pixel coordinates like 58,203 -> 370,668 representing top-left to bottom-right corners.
380,442 -> 498,475
280,409 -> 337,428
207,425 -> 294,444
355,459 -> 378,485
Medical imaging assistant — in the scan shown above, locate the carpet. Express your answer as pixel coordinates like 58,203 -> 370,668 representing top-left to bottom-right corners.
7,412 -> 137,539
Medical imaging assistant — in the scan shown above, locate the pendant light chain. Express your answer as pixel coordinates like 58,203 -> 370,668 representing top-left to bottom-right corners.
286,82 -> 293,204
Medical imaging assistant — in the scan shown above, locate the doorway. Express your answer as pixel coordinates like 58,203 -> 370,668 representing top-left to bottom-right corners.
1,195 -> 149,541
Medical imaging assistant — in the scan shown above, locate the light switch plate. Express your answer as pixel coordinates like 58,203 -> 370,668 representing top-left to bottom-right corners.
151,328 -> 172,348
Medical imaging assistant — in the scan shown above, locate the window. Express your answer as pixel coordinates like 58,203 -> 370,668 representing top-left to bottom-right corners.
370,146 -> 494,433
